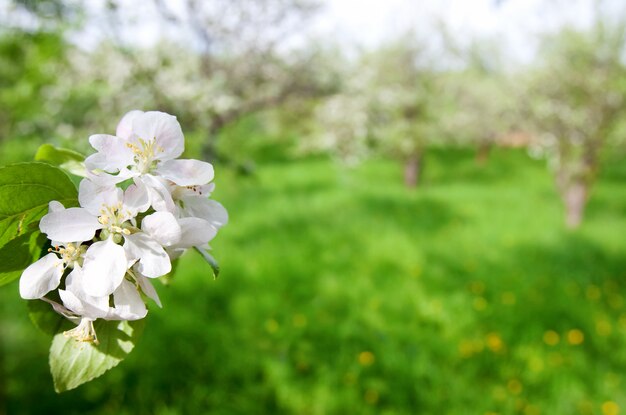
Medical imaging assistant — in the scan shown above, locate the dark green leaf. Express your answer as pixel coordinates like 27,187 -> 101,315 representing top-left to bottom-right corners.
0,162 -> 78,245
0,231 -> 46,286
28,298 -> 70,336
0,162 -> 78,286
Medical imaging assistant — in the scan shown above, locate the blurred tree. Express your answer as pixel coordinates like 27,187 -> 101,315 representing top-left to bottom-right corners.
0,30 -> 66,151
98,0 -> 331,161
367,35 -> 448,187
445,40 -> 517,164
523,21 -> 626,228
302,49 -> 374,166
0,1 -> 105,163
306,91 -> 372,166
308,34 -> 450,187
8,0 -> 72,20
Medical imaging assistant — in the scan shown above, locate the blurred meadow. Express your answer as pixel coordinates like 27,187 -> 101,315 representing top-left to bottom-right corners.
2,0 -> 626,414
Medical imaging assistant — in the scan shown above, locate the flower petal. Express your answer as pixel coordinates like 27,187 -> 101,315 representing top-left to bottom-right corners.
174,217 -> 217,248
82,238 -> 128,297
141,174 -> 176,212
124,233 -> 171,278
106,279 -> 147,320
116,110 -> 144,139
48,200 -> 65,213
85,166 -> 136,188
171,183 -> 215,199
181,197 -> 228,228
135,273 -> 162,307
141,211 -> 181,247
79,178 -> 124,216
124,180 -> 151,214
40,297 -> 80,323
85,134 -> 135,172
156,159 -> 214,186
19,253 -> 64,299
132,111 -> 184,160
59,289 -> 109,320
65,265 -> 110,308
40,207 -> 102,243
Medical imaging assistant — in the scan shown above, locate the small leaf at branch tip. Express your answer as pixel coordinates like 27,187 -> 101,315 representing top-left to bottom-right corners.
194,247 -> 220,279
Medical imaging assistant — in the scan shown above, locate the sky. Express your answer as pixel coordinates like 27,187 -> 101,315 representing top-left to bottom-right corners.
311,0 -> 601,60
59,0 -> 616,61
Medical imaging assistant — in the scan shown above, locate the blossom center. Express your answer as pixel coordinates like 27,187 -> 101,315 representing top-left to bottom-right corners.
49,243 -> 85,267
64,318 -> 99,345
126,137 -> 164,174
98,203 -> 132,236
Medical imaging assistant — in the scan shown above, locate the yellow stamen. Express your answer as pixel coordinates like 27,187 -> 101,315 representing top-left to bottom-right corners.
64,318 -> 99,345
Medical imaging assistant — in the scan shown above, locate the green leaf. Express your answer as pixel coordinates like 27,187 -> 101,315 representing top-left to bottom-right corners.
0,231 -> 46,286
50,319 -> 145,393
195,247 -> 220,279
35,144 -> 84,165
0,162 -> 78,286
35,144 -> 86,178
0,162 -> 78,245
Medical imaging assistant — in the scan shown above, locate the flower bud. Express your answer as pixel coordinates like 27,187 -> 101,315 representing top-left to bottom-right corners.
112,233 -> 123,244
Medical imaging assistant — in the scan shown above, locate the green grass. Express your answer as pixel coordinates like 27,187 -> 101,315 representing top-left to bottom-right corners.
3,148 -> 626,414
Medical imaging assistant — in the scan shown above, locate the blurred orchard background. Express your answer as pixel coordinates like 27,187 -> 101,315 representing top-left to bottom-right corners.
2,0 -> 626,413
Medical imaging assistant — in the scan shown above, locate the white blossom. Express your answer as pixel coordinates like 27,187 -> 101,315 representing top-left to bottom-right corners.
86,111 -> 214,212
18,109 -> 227,344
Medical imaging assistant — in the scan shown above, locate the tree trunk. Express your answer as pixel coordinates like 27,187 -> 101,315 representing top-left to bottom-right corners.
563,180 -> 588,229
404,151 -> 423,188
476,142 -> 491,165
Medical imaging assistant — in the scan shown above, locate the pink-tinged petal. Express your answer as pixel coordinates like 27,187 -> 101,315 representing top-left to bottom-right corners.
19,253 -> 63,299
79,179 -> 124,216
156,159 -> 214,186
124,180 -> 151,214
116,110 -> 144,139
124,233 -> 171,278
40,207 -> 102,243
86,134 -> 135,172
141,211 -> 181,247
135,274 -> 162,307
132,111 -> 184,160
175,217 -> 217,248
82,238 -> 128,297
181,197 -> 228,228
106,279 -> 147,320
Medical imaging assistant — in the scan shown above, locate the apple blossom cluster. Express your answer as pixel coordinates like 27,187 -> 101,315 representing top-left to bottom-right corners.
18,111 -> 227,344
